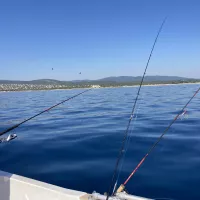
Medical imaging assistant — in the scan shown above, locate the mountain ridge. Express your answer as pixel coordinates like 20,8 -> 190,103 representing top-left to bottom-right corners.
0,76 -> 198,85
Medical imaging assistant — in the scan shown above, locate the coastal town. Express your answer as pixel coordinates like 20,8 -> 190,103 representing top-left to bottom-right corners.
0,83 -> 101,91
0,80 -> 199,92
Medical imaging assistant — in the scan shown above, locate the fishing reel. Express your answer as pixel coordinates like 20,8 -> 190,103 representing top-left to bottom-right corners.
0,134 -> 17,143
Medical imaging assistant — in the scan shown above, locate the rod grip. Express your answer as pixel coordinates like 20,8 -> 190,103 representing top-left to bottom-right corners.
116,184 -> 125,193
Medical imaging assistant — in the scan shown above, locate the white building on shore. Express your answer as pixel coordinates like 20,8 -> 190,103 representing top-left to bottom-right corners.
91,85 -> 101,88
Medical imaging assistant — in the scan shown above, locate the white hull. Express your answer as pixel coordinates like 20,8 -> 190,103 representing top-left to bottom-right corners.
0,170 -> 151,200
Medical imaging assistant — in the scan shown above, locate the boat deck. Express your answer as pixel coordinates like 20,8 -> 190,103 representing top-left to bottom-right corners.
0,170 -> 151,200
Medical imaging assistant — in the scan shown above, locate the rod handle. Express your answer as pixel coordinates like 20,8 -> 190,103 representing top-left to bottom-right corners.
116,184 -> 125,193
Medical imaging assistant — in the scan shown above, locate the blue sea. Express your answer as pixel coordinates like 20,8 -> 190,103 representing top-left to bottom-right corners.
0,84 -> 200,200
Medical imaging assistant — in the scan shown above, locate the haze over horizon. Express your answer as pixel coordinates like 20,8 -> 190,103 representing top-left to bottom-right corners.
0,0 -> 200,81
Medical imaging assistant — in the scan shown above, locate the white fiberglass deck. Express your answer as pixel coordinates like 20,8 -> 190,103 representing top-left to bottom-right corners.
0,170 -> 87,200
0,170 -> 151,200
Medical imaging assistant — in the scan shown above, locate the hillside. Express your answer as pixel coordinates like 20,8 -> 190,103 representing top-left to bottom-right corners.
0,76 -> 197,85
96,76 -> 192,83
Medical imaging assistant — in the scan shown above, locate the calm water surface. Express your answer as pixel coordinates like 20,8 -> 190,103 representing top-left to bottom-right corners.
0,84 -> 200,200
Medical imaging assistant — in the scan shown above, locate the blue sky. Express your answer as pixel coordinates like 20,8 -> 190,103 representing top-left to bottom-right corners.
0,0 -> 199,80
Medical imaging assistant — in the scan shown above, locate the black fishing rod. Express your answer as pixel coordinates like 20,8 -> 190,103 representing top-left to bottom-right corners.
0,88 -> 92,139
106,18 -> 167,200
117,87 -> 200,192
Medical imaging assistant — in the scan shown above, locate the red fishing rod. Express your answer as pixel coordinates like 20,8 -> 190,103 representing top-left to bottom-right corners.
0,88 -> 92,141
116,87 -> 200,193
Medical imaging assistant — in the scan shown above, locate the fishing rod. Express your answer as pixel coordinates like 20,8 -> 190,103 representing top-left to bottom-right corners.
116,87 -> 200,193
0,88 -> 92,141
106,18 -> 167,200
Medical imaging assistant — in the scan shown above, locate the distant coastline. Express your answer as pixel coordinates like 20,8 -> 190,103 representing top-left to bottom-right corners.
0,81 -> 199,93
124,82 -> 200,87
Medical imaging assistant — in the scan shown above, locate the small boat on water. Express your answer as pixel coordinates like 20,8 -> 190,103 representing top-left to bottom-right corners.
0,170 -> 151,200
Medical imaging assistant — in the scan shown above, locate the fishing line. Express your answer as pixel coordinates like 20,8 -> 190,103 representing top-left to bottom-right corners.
0,88 -> 92,137
112,89 -> 145,194
119,87 -> 200,191
106,18 -> 167,200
